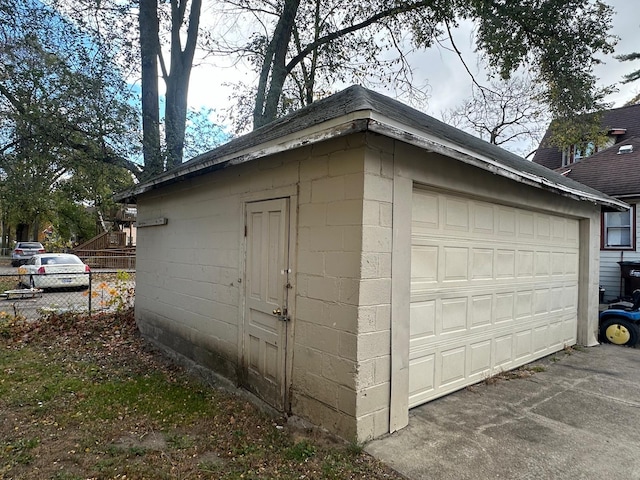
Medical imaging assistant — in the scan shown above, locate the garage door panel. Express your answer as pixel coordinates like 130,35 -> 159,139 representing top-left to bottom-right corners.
496,250 -> 516,278
516,291 -> 533,318
565,252 -> 578,274
441,298 -> 468,333
498,208 -> 516,236
472,203 -> 494,233
515,329 -> 533,359
408,355 -> 435,406
410,299 -> 436,331
443,247 -> 469,281
537,216 -> 551,239
533,326 -> 549,353
517,250 -> 534,277
494,334 -> 514,367
440,347 -> 466,386
469,340 -> 491,375
534,251 -> 550,276
411,245 -> 438,282
471,248 -> 494,279
409,188 -> 579,407
518,212 -> 535,238
471,295 -> 492,327
444,197 -> 469,231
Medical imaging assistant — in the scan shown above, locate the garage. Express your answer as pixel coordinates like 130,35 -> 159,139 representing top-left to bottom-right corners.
409,187 -> 579,407
117,85 -> 624,440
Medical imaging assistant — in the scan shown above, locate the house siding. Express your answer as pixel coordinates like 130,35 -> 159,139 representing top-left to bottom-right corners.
600,200 -> 640,300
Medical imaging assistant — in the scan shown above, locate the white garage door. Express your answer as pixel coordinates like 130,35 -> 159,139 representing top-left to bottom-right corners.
409,187 -> 579,408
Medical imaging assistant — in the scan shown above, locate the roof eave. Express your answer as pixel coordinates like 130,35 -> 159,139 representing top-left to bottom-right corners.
115,109 -> 628,212
114,115 -> 372,203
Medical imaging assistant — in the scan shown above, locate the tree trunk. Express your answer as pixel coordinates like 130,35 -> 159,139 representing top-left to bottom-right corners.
253,0 -> 301,129
139,0 -> 163,178
164,0 -> 202,170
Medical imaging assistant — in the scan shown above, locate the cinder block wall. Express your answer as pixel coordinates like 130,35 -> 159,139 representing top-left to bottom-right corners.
291,134 -> 366,440
136,134 -> 383,440
354,134 -> 395,440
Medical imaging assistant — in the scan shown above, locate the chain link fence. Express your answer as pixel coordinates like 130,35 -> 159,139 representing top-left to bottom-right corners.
0,270 -> 135,321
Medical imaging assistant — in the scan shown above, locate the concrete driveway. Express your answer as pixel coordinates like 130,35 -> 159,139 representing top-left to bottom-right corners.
367,344 -> 640,480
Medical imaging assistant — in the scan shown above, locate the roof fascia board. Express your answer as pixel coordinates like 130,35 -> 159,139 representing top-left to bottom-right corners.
115,113 -> 373,201
366,114 -> 628,211
116,107 -> 627,212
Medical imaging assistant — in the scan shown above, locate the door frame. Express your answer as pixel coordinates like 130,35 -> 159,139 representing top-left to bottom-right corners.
238,187 -> 298,412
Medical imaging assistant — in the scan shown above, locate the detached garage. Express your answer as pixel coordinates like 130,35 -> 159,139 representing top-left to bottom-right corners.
115,86 -> 625,442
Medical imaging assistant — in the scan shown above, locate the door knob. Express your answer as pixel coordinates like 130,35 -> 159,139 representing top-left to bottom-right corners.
273,308 -> 282,315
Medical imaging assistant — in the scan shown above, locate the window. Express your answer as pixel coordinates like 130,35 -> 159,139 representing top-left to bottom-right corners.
562,142 -> 597,167
602,206 -> 635,249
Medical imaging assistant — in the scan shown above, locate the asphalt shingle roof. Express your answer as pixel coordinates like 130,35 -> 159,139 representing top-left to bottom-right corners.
533,103 -> 640,170
116,85 -> 623,208
557,136 -> 640,197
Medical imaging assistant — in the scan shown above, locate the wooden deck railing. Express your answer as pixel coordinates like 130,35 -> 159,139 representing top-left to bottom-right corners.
74,231 -> 128,251
73,248 -> 136,269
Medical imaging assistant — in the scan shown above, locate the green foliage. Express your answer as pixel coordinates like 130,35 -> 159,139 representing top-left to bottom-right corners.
0,0 -> 139,244
285,440 -> 316,461
89,271 -> 135,312
219,0 -> 617,131
617,51 -> 640,84
464,0 -> 616,118
546,112 -> 610,151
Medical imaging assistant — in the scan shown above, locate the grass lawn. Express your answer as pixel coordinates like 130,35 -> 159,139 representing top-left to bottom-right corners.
0,310 -> 402,479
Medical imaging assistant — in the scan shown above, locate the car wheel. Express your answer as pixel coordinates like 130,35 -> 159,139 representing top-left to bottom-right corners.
600,317 -> 640,347
11,261 -> 18,267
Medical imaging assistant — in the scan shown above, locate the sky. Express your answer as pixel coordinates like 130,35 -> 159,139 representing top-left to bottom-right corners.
185,0 -> 639,147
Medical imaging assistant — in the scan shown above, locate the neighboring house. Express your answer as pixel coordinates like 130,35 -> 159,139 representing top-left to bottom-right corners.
533,104 -> 640,301
115,86 -> 624,442
533,103 -> 640,170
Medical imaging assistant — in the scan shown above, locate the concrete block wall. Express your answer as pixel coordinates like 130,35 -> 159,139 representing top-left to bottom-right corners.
136,132 -> 398,442
135,148 -> 308,378
355,133 -> 395,441
291,134 -> 366,440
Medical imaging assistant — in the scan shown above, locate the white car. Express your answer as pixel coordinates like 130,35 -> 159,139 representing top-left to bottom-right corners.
18,253 -> 91,290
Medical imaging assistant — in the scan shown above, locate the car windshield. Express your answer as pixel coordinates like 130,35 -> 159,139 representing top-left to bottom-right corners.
40,256 -> 83,265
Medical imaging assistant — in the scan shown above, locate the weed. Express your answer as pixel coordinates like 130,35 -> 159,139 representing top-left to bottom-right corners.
346,439 -> 365,456
1,437 -> 40,466
481,364 -> 546,385
83,271 -> 135,313
285,440 -> 316,461
528,365 -> 547,373
166,433 -> 194,450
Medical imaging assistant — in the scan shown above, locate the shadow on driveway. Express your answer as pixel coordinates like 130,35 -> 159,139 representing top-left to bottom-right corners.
366,344 -> 640,480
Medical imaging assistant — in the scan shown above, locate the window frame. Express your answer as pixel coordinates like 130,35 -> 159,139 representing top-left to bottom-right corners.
601,205 -> 636,250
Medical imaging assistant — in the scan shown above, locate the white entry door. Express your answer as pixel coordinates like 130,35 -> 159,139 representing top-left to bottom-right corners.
243,198 -> 291,410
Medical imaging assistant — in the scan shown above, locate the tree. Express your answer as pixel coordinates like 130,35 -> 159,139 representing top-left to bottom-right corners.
58,0 -> 212,173
214,0 -> 616,131
618,52 -> 640,84
0,0 -> 138,241
442,75 -> 550,157
138,0 -> 203,173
